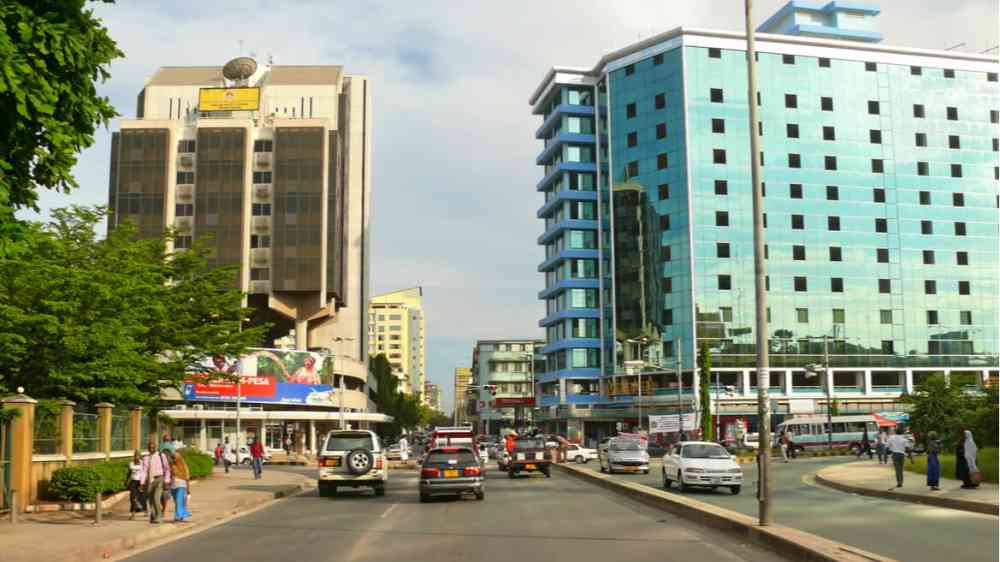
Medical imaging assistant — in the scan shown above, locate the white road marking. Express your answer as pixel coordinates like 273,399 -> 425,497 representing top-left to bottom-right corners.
380,503 -> 399,519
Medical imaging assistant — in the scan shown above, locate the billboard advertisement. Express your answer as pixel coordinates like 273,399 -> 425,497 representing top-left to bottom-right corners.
648,413 -> 697,434
198,87 -> 260,111
182,349 -> 339,406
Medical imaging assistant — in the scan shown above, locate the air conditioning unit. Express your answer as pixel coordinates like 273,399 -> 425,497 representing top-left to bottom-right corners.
251,248 -> 270,266
174,216 -> 193,232
177,153 -> 195,170
175,184 -> 194,202
254,152 -> 272,169
253,184 -> 271,200
252,216 -> 271,234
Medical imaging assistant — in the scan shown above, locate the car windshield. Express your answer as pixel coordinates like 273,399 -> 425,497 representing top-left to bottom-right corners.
610,441 -> 641,451
425,450 -> 477,464
681,444 -> 730,459
325,434 -> 374,452
513,439 -> 544,449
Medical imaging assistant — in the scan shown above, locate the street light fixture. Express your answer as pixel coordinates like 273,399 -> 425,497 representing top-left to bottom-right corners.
804,334 -> 833,451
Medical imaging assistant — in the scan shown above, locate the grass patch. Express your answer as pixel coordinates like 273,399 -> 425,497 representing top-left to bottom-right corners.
904,448 -> 998,484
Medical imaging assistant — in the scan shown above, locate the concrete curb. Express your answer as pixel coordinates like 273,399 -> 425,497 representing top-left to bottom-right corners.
75,480 -> 314,562
554,463 -> 896,562
813,470 -> 999,517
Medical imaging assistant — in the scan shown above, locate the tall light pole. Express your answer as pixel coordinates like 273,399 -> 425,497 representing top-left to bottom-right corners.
744,0 -> 772,526
805,335 -> 833,450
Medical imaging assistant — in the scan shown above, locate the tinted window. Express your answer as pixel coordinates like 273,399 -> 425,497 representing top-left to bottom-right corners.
681,444 -> 729,459
425,450 -> 477,464
610,441 -> 641,451
326,434 -> 374,451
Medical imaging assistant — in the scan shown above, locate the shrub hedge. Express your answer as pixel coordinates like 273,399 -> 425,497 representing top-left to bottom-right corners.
49,449 -> 215,502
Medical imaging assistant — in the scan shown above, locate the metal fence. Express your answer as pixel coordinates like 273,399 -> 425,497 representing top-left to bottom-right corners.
110,409 -> 132,452
72,408 -> 100,454
32,405 -> 61,455
1,419 -> 11,513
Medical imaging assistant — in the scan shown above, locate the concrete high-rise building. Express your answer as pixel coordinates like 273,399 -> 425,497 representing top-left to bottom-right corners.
106,57 -> 372,382
470,340 -> 544,435
531,1 -> 998,445
368,287 -> 425,397
453,367 -> 472,425
423,381 -> 443,412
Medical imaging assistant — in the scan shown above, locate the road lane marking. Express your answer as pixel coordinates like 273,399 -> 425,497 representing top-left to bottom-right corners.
380,503 -> 399,518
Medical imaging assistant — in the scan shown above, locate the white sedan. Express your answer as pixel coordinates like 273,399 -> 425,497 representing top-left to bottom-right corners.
661,441 -> 743,495
565,444 -> 598,463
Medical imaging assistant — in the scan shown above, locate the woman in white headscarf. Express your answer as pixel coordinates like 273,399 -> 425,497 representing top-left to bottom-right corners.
955,428 -> 979,489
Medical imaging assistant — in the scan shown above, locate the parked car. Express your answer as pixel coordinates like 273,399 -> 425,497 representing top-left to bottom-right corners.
661,441 -> 742,495
508,436 -> 551,478
419,446 -> 484,502
316,430 -> 387,497
599,437 -> 649,474
565,443 -> 598,463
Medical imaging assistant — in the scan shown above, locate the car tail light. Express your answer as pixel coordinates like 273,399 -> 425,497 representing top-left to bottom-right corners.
463,466 -> 481,476
421,468 -> 440,478
375,457 -> 383,469
319,458 -> 336,467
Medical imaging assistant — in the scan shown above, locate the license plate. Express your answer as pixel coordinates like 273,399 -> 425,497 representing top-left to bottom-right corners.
711,478 -> 721,484
444,469 -> 459,478
525,464 -> 537,470
623,467 -> 639,472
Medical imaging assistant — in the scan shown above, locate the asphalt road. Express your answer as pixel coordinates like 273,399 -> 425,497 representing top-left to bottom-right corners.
125,464 -> 785,562
576,457 -> 999,562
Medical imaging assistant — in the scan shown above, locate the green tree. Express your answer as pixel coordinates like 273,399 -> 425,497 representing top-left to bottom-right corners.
0,1 -> 122,254
902,374 -> 969,448
368,353 -> 398,409
0,207 -> 267,405
969,386 -> 998,447
698,342 -> 713,441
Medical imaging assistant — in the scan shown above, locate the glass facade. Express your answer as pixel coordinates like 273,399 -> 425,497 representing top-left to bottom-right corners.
112,129 -> 168,238
195,128 -> 246,270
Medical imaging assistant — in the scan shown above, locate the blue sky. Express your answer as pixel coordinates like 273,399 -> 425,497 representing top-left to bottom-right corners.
22,0 -> 998,414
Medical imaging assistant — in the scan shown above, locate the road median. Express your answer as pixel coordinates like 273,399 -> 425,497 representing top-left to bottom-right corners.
554,462 -> 896,562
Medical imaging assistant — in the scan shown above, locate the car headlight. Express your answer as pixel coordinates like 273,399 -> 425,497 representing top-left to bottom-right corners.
685,468 -> 705,473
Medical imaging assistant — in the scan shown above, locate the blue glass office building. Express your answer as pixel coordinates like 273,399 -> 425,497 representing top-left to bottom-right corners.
531,2 -> 999,444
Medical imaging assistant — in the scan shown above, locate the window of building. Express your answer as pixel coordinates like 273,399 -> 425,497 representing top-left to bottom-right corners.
820,96 -> 833,111
865,62 -> 877,71
713,149 -> 726,164
927,310 -> 939,325
990,72 -> 999,82
877,248 -> 889,263
882,340 -> 895,355
662,277 -> 672,293
790,183 -> 803,198
824,156 -> 837,171
785,94 -> 797,108
250,267 -> 269,281
880,310 -> 893,324
992,110 -> 1000,124
715,211 -> 729,227
913,104 -> 925,118
718,275 -> 732,290
791,214 -> 804,229
250,234 -> 271,249
868,100 -> 880,114
919,191 -> 931,205
252,171 -> 272,184
716,242 -> 730,258
946,106 -> 958,121
993,138 -> 999,151
786,123 -> 800,138
178,139 -> 196,153
627,132 -> 637,147
655,93 -> 666,109
175,203 -> 193,217
658,153 -> 669,169
707,48 -> 721,59
917,161 -> 929,176
954,222 -> 967,236
960,311 -> 972,325
712,118 -> 725,133
651,123 -> 666,141
660,245 -> 672,261
914,132 -> 927,147
871,159 -> 884,173
625,64 -> 635,76
878,279 -> 891,293
252,203 -> 272,216
875,218 -> 888,233
796,308 -> 809,323
959,281 -> 970,295
829,246 -> 842,261
659,214 -> 670,230
924,280 -> 937,295
710,88 -> 723,103
253,139 -> 273,152
654,53 -> 664,65
910,65 -> 922,75
818,57 -> 831,68
943,68 -> 955,78
176,171 -> 194,184
921,220 -> 933,235
793,245 -> 806,260
627,161 -> 639,177
658,184 -> 670,200
956,251 -> 969,266
714,180 -> 728,195
831,278 -> 844,293
826,185 -> 839,200
788,153 -> 801,168
922,250 -> 935,265
783,54 -> 795,64
794,277 -> 807,292
827,216 -> 841,231
626,103 -> 636,118
823,126 -> 836,141
174,235 -> 192,249
870,129 -> 882,144
949,135 -> 961,149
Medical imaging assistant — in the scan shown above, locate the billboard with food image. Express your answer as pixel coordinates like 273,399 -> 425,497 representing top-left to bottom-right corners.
183,349 -> 339,406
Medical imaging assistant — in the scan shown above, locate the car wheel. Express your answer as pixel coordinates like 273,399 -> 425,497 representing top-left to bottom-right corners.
731,485 -> 741,495
678,470 -> 689,493
346,448 -> 374,475
575,455 -> 584,464
850,444 -> 862,456
543,469 -> 551,478
662,469 -> 671,489
474,489 -> 485,501
599,463 -> 606,473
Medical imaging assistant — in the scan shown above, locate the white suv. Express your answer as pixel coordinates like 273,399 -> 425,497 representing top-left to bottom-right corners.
317,430 -> 387,497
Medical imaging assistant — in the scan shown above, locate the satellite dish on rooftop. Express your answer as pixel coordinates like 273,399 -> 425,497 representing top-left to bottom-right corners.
223,56 -> 257,82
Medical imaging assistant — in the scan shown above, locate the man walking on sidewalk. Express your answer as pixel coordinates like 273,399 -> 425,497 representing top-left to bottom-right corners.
222,437 -> 235,474
141,441 -> 173,523
876,430 -> 888,464
887,427 -> 908,488
250,436 -> 265,479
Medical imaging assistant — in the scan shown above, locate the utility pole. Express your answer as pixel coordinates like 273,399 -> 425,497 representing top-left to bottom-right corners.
676,338 -> 683,438
744,0 -> 772,526
824,335 -> 832,450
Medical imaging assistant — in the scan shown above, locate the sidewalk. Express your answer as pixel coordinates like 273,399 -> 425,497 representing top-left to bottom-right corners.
0,466 -> 314,562
815,460 -> 998,515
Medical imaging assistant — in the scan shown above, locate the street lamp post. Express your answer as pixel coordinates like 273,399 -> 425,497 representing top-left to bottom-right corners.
805,335 -> 833,451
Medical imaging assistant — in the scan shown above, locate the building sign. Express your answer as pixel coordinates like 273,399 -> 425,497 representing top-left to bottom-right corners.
198,87 -> 260,112
183,349 -> 336,406
492,397 -> 536,407
648,413 -> 697,434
